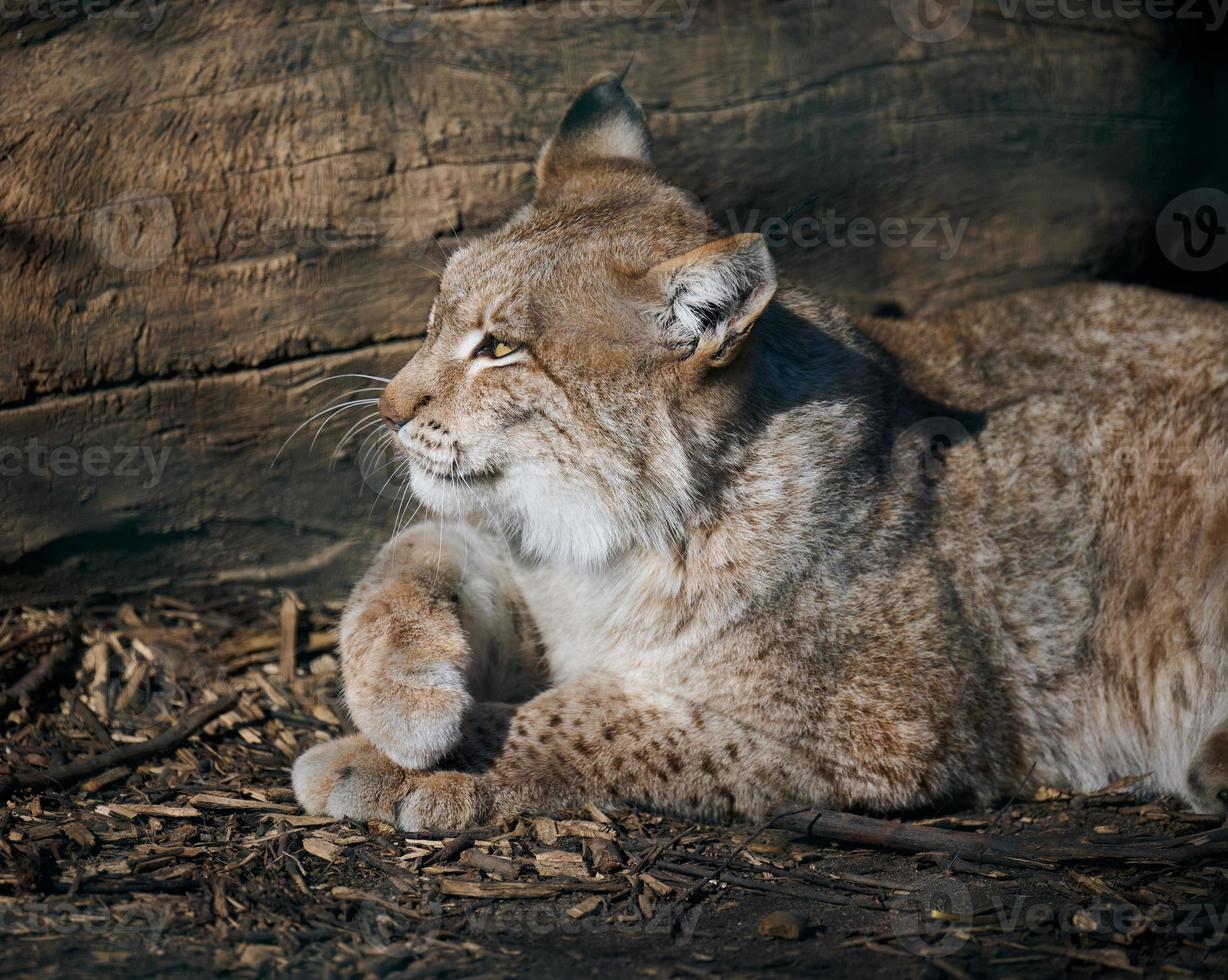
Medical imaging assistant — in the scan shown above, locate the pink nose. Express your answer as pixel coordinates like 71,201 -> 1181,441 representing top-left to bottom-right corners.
378,396 -> 400,431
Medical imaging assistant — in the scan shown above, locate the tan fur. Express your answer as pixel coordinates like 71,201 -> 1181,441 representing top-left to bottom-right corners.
294,74 -> 1228,829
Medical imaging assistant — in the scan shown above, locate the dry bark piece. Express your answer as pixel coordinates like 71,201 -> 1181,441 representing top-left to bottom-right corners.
188,793 -> 298,814
106,804 -> 202,819
436,878 -> 627,899
566,895 -> 605,919
533,848 -> 590,878
584,837 -> 625,874
555,818 -> 617,840
461,848 -> 520,880
302,837 -> 343,862
279,594 -> 300,683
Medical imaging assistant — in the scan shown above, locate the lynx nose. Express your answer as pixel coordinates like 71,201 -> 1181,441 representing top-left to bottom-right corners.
378,395 -> 401,432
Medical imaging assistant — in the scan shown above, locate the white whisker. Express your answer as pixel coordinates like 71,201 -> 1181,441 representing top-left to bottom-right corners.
274,399 -> 379,466
330,415 -> 385,469
302,373 -> 391,389
308,400 -> 380,452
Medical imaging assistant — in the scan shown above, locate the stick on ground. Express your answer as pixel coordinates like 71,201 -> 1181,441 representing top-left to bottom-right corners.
772,808 -> 1228,867
0,691 -> 239,803
0,634 -> 79,713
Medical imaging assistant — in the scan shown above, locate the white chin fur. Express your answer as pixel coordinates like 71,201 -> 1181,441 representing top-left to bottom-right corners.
408,466 -> 472,516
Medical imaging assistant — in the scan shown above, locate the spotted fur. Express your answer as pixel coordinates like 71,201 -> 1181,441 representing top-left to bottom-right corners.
294,74 -> 1228,828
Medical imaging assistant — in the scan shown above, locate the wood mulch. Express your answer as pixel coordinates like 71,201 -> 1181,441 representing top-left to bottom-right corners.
1,593 -> 1226,978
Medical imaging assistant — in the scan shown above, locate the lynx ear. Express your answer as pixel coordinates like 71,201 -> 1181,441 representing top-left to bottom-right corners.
644,234 -> 777,368
535,72 -> 652,196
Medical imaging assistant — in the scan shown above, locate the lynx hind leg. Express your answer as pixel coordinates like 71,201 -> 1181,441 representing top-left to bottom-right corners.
340,520 -> 532,771
1187,718 -> 1228,813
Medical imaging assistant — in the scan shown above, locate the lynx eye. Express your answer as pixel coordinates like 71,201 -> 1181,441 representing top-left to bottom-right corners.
474,335 -> 522,360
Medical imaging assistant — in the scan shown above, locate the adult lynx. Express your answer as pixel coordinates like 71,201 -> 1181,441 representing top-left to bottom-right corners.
294,74 -> 1228,829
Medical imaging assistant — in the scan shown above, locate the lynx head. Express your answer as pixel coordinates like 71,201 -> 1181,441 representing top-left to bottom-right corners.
379,73 -> 777,567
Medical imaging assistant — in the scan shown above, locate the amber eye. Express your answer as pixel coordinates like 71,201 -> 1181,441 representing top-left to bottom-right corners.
474,335 -> 522,360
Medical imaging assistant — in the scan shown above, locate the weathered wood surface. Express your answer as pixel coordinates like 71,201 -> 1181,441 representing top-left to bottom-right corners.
1,1 -> 1224,603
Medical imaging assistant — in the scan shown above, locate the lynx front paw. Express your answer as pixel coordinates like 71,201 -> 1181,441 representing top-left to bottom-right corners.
1187,723 -> 1228,813
292,736 -> 483,831
292,735 -> 414,825
398,771 -> 482,831
341,577 -> 475,770
346,668 -> 473,771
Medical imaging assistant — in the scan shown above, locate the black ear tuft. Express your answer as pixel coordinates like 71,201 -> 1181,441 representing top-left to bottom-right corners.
536,71 -> 652,193
557,73 -> 643,140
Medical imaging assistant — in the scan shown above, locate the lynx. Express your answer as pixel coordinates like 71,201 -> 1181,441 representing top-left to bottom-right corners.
293,73 -> 1228,830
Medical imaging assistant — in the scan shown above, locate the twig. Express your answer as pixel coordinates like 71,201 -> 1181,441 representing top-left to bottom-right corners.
670,807 -> 809,935
0,691 -> 239,803
421,831 -> 476,868
772,808 -> 1228,867
0,634 -> 79,713
943,760 -> 1036,873
655,859 -> 884,909
0,624 -> 60,671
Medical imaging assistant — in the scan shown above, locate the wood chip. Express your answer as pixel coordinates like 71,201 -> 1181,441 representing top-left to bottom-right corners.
278,815 -> 338,828
461,848 -> 520,880
555,818 -> 617,840
566,895 -> 604,919
62,822 -> 97,847
436,878 -> 625,899
532,816 -> 559,845
188,793 -> 298,813
80,767 -> 130,793
279,593 -> 300,683
584,837 -> 625,874
534,848 -> 591,878
303,837 -> 343,862
104,803 -> 202,819
584,802 -> 614,824
760,910 -> 807,940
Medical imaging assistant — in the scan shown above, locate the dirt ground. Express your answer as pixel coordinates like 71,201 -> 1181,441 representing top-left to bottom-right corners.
1,591 -> 1226,978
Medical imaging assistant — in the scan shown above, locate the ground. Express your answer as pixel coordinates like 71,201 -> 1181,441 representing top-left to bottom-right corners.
1,592 -> 1226,978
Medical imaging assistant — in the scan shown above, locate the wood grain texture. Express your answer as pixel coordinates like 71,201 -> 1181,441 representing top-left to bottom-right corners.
2,0 -> 1225,602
